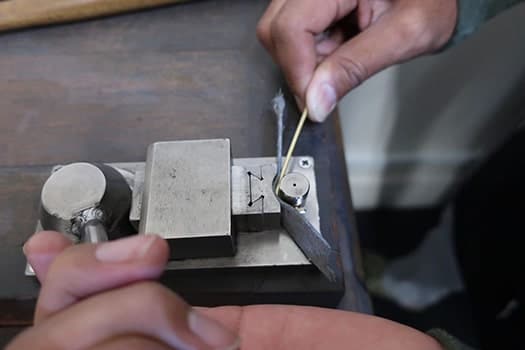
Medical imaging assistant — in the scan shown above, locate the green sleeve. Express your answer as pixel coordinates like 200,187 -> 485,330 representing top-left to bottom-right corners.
446,0 -> 525,47
426,329 -> 476,350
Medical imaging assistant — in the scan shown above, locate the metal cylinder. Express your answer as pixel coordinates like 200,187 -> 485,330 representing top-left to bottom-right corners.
80,220 -> 108,243
277,172 -> 310,208
40,162 -> 133,242
41,163 -> 107,236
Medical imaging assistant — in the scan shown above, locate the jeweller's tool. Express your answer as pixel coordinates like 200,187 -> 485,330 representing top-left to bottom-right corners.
275,108 -> 308,194
26,139 -> 344,306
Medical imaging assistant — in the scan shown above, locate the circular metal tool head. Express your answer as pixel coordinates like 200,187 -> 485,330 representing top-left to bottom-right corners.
41,163 -> 106,222
278,172 -> 310,208
40,162 -> 133,239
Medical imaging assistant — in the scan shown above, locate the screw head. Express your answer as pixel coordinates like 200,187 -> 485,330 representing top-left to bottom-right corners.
93,208 -> 105,220
299,158 -> 311,169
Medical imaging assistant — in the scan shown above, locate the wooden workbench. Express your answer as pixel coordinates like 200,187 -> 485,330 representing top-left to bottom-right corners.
0,0 -> 371,345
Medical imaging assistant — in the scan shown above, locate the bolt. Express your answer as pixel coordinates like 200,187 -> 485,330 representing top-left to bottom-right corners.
93,208 -> 105,220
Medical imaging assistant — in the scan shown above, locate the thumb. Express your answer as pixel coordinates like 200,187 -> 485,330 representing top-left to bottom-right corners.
306,9 -> 422,122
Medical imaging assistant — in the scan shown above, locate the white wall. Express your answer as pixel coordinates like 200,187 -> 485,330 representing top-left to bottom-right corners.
339,4 -> 525,209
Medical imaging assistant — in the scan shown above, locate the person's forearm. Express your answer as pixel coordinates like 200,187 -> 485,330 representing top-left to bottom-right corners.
447,0 -> 525,46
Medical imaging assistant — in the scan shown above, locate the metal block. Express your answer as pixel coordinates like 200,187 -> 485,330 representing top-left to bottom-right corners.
139,140 -> 234,259
129,169 -> 144,230
166,230 -> 309,270
231,162 -> 280,231
234,156 -> 320,232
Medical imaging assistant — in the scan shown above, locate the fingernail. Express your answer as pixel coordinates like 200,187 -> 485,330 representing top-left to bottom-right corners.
308,82 -> 337,122
22,235 -> 39,256
188,309 -> 239,350
95,235 -> 157,263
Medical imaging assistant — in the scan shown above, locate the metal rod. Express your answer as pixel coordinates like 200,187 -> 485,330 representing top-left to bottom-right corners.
275,108 -> 308,194
81,220 -> 109,243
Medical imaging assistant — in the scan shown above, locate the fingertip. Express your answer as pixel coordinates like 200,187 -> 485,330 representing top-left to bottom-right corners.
23,231 -> 72,257
24,231 -> 72,283
256,19 -> 272,52
146,234 -> 170,264
357,0 -> 373,30
306,80 -> 337,123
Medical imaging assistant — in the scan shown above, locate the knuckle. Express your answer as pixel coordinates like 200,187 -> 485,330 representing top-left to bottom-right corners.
271,13 -> 297,44
396,6 -> 433,49
330,55 -> 368,89
256,20 -> 270,45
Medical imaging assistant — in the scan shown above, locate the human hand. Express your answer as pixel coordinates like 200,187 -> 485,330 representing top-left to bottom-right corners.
9,232 -> 238,350
10,232 -> 443,349
257,0 -> 457,122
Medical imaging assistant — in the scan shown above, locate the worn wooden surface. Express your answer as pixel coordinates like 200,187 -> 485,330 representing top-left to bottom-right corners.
0,0 -> 188,32
0,0 -> 371,344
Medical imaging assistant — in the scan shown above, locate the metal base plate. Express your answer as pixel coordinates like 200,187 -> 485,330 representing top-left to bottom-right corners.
26,156 -> 320,274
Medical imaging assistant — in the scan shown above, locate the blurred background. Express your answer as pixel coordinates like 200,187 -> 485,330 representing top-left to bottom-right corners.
338,4 -> 525,349
341,5 -> 525,210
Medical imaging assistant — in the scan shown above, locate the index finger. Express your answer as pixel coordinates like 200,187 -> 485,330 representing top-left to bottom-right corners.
33,233 -> 169,324
270,0 -> 358,100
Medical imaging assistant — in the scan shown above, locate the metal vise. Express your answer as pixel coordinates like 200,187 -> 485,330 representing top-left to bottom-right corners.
26,139 -> 343,306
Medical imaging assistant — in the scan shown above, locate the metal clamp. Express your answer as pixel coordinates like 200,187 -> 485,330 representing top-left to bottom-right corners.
26,139 -> 335,281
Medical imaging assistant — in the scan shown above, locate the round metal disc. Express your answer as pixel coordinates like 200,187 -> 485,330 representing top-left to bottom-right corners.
41,163 -> 106,220
278,172 -> 310,207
